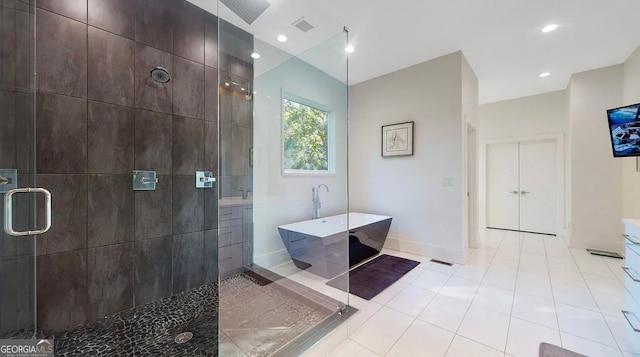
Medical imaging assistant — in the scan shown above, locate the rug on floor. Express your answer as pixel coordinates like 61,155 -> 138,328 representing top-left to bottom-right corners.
539,342 -> 587,357
326,254 -> 420,300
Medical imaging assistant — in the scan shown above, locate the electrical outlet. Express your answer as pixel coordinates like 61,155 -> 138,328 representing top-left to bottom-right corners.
442,177 -> 453,186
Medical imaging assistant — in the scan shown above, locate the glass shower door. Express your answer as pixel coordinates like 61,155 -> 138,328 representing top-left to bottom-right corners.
0,0 -> 39,339
217,0 -> 351,354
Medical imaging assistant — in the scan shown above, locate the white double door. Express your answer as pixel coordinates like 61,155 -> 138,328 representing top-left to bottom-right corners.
487,139 -> 557,235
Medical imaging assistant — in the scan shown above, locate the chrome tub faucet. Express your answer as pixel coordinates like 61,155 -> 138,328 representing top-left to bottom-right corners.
312,184 -> 329,219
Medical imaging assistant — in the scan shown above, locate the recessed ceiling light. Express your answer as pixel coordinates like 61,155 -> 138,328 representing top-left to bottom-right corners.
539,72 -> 551,78
277,35 -> 288,42
251,52 -> 261,59
345,45 -> 354,53
542,24 -> 558,33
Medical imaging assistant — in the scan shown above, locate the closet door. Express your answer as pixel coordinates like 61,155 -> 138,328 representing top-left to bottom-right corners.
486,142 -> 520,230
519,139 -> 556,234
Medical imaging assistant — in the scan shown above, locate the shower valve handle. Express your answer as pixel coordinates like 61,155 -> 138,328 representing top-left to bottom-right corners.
140,177 -> 158,184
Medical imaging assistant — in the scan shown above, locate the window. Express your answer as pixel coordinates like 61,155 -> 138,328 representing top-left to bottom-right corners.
282,95 -> 333,174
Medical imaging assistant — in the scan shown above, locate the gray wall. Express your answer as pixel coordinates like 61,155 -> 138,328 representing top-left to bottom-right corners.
1,0 -> 253,334
349,51 -> 476,264
568,65 -> 624,252
219,20 -> 253,199
622,46 -> 640,219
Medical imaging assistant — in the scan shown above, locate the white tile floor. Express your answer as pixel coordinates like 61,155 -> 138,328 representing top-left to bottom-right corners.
299,229 -> 640,357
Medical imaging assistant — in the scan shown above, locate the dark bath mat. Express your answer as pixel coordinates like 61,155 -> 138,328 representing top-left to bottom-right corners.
349,235 -> 380,267
326,254 -> 420,300
539,342 -> 586,357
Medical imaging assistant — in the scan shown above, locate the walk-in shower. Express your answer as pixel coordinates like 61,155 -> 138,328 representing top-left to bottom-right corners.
0,0 -> 350,354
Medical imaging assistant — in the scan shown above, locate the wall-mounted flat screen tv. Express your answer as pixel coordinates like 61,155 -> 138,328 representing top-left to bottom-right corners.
607,102 -> 640,157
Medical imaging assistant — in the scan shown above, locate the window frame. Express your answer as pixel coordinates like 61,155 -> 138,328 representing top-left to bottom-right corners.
281,90 -> 335,176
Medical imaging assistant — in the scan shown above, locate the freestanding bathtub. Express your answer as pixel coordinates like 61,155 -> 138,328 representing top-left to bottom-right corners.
277,212 -> 392,278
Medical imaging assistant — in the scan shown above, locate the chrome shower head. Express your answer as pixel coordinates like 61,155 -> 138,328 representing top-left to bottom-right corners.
150,66 -> 171,83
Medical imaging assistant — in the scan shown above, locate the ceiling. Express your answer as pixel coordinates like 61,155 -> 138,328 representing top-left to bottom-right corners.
189,0 -> 640,104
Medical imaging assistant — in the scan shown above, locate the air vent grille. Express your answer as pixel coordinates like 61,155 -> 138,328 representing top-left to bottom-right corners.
292,17 -> 314,33
430,259 -> 453,266
221,0 -> 270,25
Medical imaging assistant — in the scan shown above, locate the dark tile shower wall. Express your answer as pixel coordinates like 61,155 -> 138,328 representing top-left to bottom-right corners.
219,21 -> 253,200
1,0 -> 252,334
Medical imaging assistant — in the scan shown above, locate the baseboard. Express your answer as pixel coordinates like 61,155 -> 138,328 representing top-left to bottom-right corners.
472,230 -> 486,249
384,237 -> 466,265
568,237 -> 625,255
253,248 -> 291,269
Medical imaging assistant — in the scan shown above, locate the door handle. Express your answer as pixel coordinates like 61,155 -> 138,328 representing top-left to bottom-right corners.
510,191 -> 519,194
623,234 -> 640,244
622,310 -> 640,332
520,191 -> 529,194
4,187 -> 52,236
622,267 -> 640,282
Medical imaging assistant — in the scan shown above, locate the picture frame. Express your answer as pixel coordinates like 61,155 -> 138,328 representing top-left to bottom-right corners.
381,121 -> 414,157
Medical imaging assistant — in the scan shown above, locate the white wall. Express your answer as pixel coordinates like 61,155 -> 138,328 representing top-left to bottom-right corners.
479,91 -> 568,140
462,54 -> 479,130
252,56 -> 348,268
478,91 -> 569,238
622,46 -> 640,219
462,54 -> 479,255
349,51 -> 474,264
568,65 -> 624,252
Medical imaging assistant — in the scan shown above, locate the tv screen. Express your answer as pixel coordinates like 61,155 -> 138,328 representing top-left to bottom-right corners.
607,103 -> 640,157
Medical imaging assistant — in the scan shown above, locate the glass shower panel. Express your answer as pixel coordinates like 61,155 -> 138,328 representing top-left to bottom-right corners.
217,0 -> 350,354
0,0 -> 37,339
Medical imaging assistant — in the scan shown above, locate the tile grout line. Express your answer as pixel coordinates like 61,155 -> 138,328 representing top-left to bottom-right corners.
556,240 -> 626,354
500,230 -> 521,355
470,230 -> 524,355
349,338 -> 383,356
597,254 -> 628,356
446,229 -> 508,357
543,234 -> 564,350
325,231 -> 633,356
378,260 -> 450,356
391,259 -> 461,356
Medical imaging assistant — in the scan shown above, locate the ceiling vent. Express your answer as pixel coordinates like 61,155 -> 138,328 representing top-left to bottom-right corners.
292,17 -> 314,33
221,0 -> 270,25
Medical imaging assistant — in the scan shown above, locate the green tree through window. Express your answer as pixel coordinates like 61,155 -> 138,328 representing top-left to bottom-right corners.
283,98 -> 329,171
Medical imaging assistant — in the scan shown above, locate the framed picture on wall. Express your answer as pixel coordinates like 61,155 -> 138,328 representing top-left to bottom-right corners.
382,121 -> 414,157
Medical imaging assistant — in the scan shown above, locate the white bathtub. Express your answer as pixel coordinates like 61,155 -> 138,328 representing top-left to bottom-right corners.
277,212 -> 392,278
